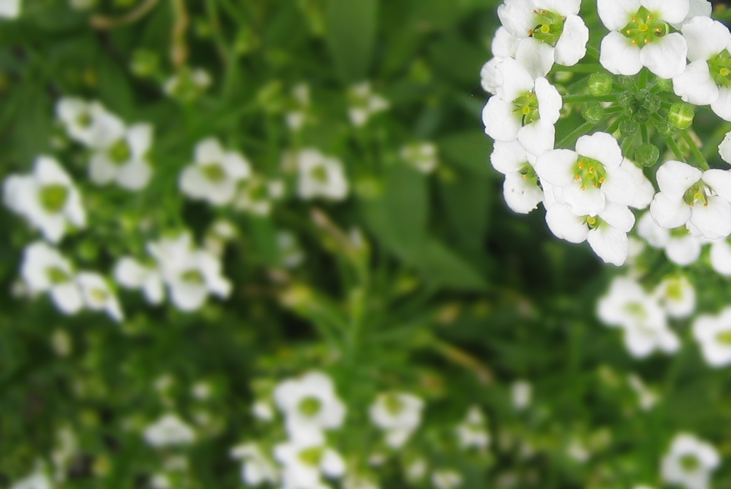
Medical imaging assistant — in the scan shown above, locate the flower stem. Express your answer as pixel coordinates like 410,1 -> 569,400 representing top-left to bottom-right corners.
557,121 -> 597,148
664,136 -> 686,162
682,132 -> 709,170
562,94 -> 617,103
586,45 -> 601,59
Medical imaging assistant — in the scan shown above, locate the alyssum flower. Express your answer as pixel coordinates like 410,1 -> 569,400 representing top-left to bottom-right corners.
490,140 -> 544,214
180,137 -> 251,206
692,307 -> 731,367
89,122 -> 154,191
661,433 -> 720,489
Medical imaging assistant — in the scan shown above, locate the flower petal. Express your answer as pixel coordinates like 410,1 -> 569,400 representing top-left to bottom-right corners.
710,240 -> 731,275
535,77 -> 562,125
641,0 -> 689,24
518,120 -> 555,157
554,15 -> 589,66
482,97 -> 521,142
563,184 -> 606,216
534,149 -> 577,187
672,60 -> 718,105
545,204 -> 589,243
587,225 -> 629,266
690,195 -> 731,240
597,0 -> 640,31
711,86 -> 731,122
491,140 -> 530,174
515,38 -> 554,80
656,160 -> 701,197
639,33 -> 688,79
576,132 -> 623,169
682,16 -> 731,62
600,31 -> 642,75
496,57 -> 535,102
503,171 -> 543,214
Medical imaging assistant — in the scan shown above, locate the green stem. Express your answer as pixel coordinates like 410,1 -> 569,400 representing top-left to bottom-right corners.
682,132 -> 709,170
664,136 -> 686,162
640,123 -> 649,144
562,94 -> 617,103
586,45 -> 601,59
557,121 -> 596,148
605,115 -> 626,135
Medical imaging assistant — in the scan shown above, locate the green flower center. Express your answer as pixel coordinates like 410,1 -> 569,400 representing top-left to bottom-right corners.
529,9 -> 565,46
384,394 -> 404,415
680,454 -> 700,471
716,330 -> 731,345
621,7 -> 669,47
181,269 -> 204,284
572,156 -> 606,191
298,447 -> 323,466
76,112 -> 92,128
519,163 -> 539,187
513,92 -> 539,126
47,266 -> 69,284
666,281 -> 683,301
624,302 -> 647,319
201,163 -> 226,182
108,139 -> 132,165
298,396 -> 322,417
39,184 -> 69,213
683,182 -> 710,208
90,288 -> 108,304
310,166 -> 329,184
708,50 -> 731,87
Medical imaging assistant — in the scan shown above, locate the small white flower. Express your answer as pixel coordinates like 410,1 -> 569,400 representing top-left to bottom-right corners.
180,138 -> 251,206
481,27 -> 522,94
297,149 -> 348,201
653,275 -> 695,318
274,431 -> 346,489
650,160 -> 731,240
405,458 -> 428,483
511,380 -> 531,410
230,442 -> 279,486
490,140 -> 543,214
673,17 -> 731,121
21,241 -> 83,315
482,58 -> 562,157
56,98 -> 124,148
235,176 -> 285,215
164,67 -> 211,100
719,130 -> 731,164
273,371 -> 346,440
369,392 -> 424,448
598,0 -> 689,78
637,213 -> 702,265
661,433 -> 720,489
710,238 -> 731,275
76,272 -> 124,322
693,307 -> 731,367
431,469 -> 463,489
4,156 -> 86,243
348,81 -> 389,127
89,123 -> 154,191
401,142 -> 438,174
0,0 -> 21,18
455,406 -> 490,449
9,469 -> 52,489
113,256 -> 165,304
143,413 -> 196,448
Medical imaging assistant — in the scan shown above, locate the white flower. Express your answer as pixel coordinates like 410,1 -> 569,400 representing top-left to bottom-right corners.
4,156 -> 86,243
401,142 -> 438,174
76,272 -> 124,322
710,238 -> 731,275
627,374 -> 659,411
497,0 -> 589,76
143,413 -> 196,447
113,256 -> 165,304
252,400 -> 275,421
481,27 -> 522,94
348,81 -> 389,127
21,241 -> 83,315
164,67 -> 211,100
405,458 -> 428,483
56,98 -> 124,148
511,380 -> 531,410
9,469 -> 52,489
653,275 -> 695,318
235,176 -> 285,215
274,431 -> 345,489
455,406 -> 490,449
0,0 -> 20,18
148,233 -> 232,311
693,307 -> 731,367
673,17 -> 731,121
719,130 -> 731,164
661,433 -> 720,489
297,149 -> 348,201
482,57 -> 562,156
637,213 -> 702,265
431,469 -> 463,489
89,123 -> 154,191
286,82 -> 311,131
598,0 -> 689,78
179,138 -> 251,206
369,392 -> 424,448
273,371 -> 346,440
230,442 -> 279,486
650,160 -> 731,240
597,276 -> 679,358
490,140 -> 543,214
278,231 -> 305,268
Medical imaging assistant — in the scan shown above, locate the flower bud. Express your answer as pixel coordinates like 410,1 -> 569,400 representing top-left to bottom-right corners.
581,101 -> 604,124
634,143 -> 660,167
130,50 -> 160,78
619,119 -> 638,137
654,118 -> 676,137
668,103 -> 695,130
588,73 -> 613,97
641,92 -> 661,113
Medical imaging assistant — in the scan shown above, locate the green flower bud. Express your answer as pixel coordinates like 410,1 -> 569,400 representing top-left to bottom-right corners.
634,143 -> 660,167
641,92 -> 661,113
619,119 -> 638,137
668,102 -> 695,129
618,92 -> 635,113
634,110 -> 649,123
130,50 -> 160,79
581,101 -> 604,124
616,75 -> 638,89
654,118 -> 676,136
588,73 -> 613,97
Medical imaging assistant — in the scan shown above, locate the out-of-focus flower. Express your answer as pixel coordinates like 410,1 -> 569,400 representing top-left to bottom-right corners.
143,413 -> 196,448
56,98 -> 124,149
76,272 -> 124,322
230,442 -> 279,486
653,275 -> 696,318
628,374 -> 659,411
0,0 -> 21,18
89,123 -> 154,191
274,431 -> 346,488
693,307 -> 731,367
9,468 -> 52,489
114,256 -> 165,305
369,392 -> 424,448
347,81 -> 389,127
661,433 -> 720,489
401,142 -> 438,174
431,469 -> 463,489
286,82 -> 311,131
511,380 -> 532,410
296,149 -> 348,201
637,213 -> 703,266
455,406 -> 490,449
179,138 -> 251,206
235,176 -> 285,215
21,241 -> 83,315
277,231 -> 305,268
164,67 -> 211,101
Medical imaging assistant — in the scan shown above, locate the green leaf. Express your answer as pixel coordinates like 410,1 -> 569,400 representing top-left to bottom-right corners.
438,166 -> 492,250
325,0 -> 378,83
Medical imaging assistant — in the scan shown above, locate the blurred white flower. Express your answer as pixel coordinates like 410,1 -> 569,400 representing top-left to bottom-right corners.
274,431 -> 345,488
405,458 -> 428,483
692,307 -> 731,367
234,176 -> 285,215
230,442 -> 279,486
278,231 -> 305,268
401,142 -> 438,174
661,433 -> 720,489
9,469 -> 52,489
627,374 -> 659,411
297,149 -> 348,201
114,256 -> 165,305
164,67 -> 211,100
89,123 -> 153,191
0,0 -> 20,18
274,371 -> 346,440
180,138 -> 251,206
21,241 -> 83,315
51,329 -> 72,357
511,380 -> 531,410
347,81 -> 389,127
76,272 -> 124,322
491,140 -> 543,214
286,82 -> 311,131
4,156 -> 86,243
252,400 -> 275,421
431,469 -> 463,489
143,414 -> 196,448
343,474 -> 380,489
653,275 -> 696,319
637,213 -> 703,266
369,392 -> 424,448
455,406 -> 490,449
56,98 -> 124,149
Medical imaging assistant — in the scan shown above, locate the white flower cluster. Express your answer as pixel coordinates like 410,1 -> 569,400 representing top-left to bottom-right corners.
661,433 -> 720,489
481,0 -> 731,267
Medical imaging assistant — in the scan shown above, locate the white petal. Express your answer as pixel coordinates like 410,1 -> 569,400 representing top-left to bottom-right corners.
672,60 -> 718,105
492,27 -> 521,57
39,214 -> 67,244
534,149 -> 577,186
535,77 -> 562,125
195,138 -> 225,164
638,212 -> 670,247
702,169 -> 731,201
51,283 -> 83,314
602,166 -> 637,206
497,0 -> 535,38
491,140 -> 530,174
710,240 -> 731,275
597,0 -> 640,31
640,33 -> 688,79
496,57 -> 535,102
641,0 -> 689,24
650,192 -> 691,228
682,17 -> 731,61
127,123 -> 153,157
503,172 -> 543,213
563,184 -> 606,216
588,225 -> 629,266
515,38 -> 554,79
143,274 -> 165,304
482,97 -> 521,142
666,235 -> 701,265
622,159 -> 655,209
600,31 -> 642,75
711,86 -> 731,122
222,153 -> 251,180
320,449 -> 346,477
114,257 -> 147,288
35,156 -> 71,186
518,120 -> 555,157
89,154 -> 118,185
554,15 -> 589,66
656,160 -> 701,197
179,166 -> 209,199
117,160 -> 152,190
599,202 -> 635,232
170,282 -> 208,311
545,204 -> 588,243
690,196 -> 731,240
719,131 -> 731,164
480,58 -> 502,94
576,132 -> 623,169
536,0 -> 580,17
